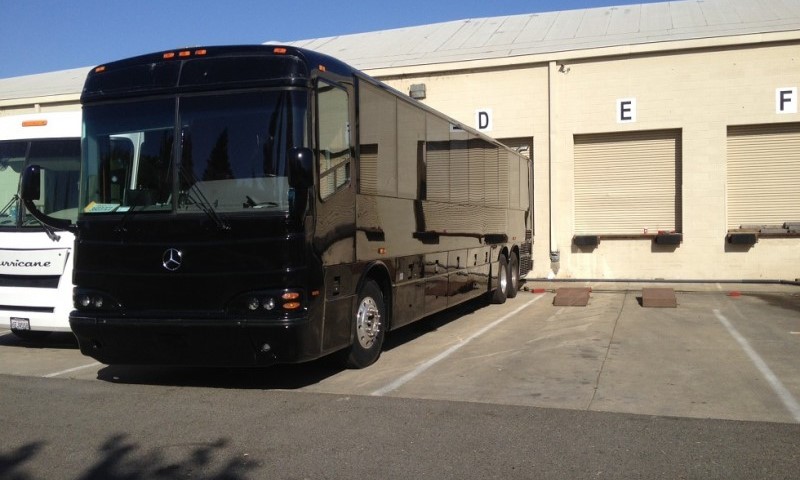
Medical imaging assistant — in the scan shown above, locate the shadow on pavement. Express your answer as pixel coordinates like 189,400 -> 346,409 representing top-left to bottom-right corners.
95,296 -> 489,390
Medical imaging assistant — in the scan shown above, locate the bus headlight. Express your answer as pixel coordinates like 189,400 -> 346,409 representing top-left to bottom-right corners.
247,297 -> 261,311
229,289 -> 305,316
74,289 -> 121,311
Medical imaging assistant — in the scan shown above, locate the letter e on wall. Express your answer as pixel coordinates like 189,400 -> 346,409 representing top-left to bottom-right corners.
616,98 -> 636,123
776,88 -> 797,114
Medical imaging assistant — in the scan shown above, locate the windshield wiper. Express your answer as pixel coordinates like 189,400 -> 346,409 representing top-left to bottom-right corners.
23,214 -> 61,242
1,194 -> 60,240
114,203 -> 138,233
0,193 -> 18,217
179,170 -> 230,231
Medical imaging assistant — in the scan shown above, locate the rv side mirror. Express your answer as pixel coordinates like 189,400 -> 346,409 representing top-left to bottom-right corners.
21,165 -> 41,202
20,165 -> 73,231
288,147 -> 314,189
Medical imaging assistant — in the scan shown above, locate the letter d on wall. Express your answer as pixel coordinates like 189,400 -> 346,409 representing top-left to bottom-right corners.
476,109 -> 493,132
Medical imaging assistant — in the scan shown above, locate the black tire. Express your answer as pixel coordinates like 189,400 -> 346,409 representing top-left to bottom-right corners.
507,251 -> 520,299
344,280 -> 386,369
491,254 -> 508,304
12,330 -> 52,342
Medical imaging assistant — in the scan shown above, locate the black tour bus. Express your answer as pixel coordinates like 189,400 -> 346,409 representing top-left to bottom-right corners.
22,45 -> 532,368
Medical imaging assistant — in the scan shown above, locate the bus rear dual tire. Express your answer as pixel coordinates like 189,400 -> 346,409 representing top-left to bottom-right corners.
491,252 -> 520,304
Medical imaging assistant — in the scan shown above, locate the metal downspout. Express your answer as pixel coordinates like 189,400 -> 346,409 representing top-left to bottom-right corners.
547,61 -> 560,276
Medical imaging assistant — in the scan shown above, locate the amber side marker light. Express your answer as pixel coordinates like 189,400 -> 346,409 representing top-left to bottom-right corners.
273,47 -> 287,54
22,120 -> 48,127
164,49 -> 207,60
94,66 -> 106,73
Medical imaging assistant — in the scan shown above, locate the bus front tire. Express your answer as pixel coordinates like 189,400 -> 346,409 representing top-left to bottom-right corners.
344,280 -> 386,369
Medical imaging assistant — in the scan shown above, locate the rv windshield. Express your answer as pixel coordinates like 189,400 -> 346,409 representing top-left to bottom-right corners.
81,90 -> 306,217
0,139 -> 80,228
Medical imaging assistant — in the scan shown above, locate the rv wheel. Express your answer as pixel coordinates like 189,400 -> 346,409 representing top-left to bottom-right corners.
345,280 -> 386,369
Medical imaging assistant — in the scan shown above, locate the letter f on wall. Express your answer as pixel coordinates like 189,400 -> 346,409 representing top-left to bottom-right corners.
777,88 -> 797,114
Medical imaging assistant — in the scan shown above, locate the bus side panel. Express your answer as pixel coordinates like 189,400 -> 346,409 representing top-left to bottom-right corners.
392,254 -> 424,328
321,263 -> 357,352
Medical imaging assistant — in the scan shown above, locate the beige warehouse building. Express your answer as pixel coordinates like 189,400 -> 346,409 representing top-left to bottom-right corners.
2,0 -> 799,281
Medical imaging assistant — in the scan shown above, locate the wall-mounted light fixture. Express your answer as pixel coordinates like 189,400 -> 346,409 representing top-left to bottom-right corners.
409,83 -> 427,100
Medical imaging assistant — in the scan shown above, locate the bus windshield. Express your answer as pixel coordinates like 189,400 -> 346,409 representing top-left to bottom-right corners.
81,90 -> 306,216
0,139 -> 80,228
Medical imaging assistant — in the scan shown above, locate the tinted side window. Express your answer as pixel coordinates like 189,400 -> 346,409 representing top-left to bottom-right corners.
317,81 -> 351,200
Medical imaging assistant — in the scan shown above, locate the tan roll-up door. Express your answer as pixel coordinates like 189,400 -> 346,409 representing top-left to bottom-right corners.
574,130 -> 681,235
727,123 -> 800,230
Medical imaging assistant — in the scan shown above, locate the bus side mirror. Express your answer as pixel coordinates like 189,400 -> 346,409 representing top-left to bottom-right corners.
288,147 -> 313,189
21,165 -> 41,202
20,165 -> 73,231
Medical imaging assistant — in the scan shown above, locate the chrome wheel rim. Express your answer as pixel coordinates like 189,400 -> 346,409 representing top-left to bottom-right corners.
499,263 -> 508,292
356,296 -> 381,349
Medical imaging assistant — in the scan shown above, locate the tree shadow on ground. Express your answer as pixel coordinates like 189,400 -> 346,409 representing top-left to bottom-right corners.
743,292 -> 800,315
1,435 -> 255,480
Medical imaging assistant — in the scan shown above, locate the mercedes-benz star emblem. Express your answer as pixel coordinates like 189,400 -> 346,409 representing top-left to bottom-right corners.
162,248 -> 183,271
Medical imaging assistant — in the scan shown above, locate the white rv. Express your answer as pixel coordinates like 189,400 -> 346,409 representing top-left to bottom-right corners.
0,111 -> 80,340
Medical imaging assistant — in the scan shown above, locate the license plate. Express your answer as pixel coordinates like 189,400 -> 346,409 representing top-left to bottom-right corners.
10,317 -> 30,331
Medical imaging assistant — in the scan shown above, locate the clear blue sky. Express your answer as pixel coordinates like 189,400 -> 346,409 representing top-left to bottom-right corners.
0,0 -> 668,79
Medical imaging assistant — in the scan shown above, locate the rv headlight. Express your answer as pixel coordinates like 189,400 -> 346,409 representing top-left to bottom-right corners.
247,297 -> 260,311
78,295 -> 92,307
73,289 -> 122,311
228,289 -> 306,316
262,298 -> 276,311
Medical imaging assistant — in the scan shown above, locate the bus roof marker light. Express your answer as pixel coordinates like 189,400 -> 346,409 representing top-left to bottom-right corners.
195,49 -> 207,56
95,66 -> 106,73
179,50 -> 191,57
273,47 -> 287,54
163,52 -> 176,59
22,120 -> 48,127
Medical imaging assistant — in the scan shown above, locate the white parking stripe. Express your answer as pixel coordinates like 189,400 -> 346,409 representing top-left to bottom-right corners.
43,362 -> 102,378
372,294 -> 546,396
713,309 -> 800,423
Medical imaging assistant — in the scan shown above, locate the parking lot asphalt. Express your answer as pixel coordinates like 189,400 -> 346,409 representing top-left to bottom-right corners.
2,281 -> 799,424
2,281 -> 800,479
